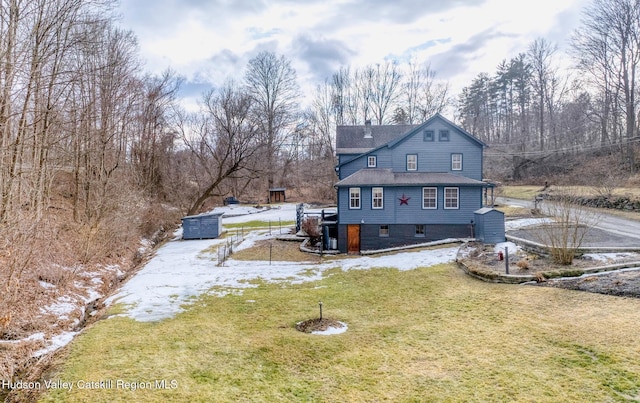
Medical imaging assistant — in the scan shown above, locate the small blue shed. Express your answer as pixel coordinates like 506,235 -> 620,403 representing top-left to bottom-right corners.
473,208 -> 505,243
181,212 -> 224,240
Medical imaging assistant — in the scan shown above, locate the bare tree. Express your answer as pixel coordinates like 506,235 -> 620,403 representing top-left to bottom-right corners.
402,60 -> 450,124
331,66 -> 350,125
572,0 -> 640,170
308,80 -> 336,158
179,81 -> 262,215
536,189 -> 600,265
131,69 -> 183,199
244,51 -> 300,189
369,61 -> 402,125
528,38 -> 558,151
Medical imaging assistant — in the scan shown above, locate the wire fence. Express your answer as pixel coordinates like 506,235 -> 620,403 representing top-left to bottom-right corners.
217,230 -> 245,266
216,219 -> 297,266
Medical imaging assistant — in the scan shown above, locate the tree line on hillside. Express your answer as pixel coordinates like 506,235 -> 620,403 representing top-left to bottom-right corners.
458,0 -> 640,177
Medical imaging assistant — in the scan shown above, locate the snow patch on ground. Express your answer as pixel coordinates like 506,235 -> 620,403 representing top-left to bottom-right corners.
312,322 -> 348,335
505,217 -> 552,230
33,331 -> 78,357
494,241 -> 520,256
583,252 -> 640,262
40,296 -> 77,320
107,239 -> 460,322
106,204 -> 460,322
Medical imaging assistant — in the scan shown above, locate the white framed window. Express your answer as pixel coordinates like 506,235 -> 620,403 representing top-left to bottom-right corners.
379,225 -> 389,237
368,155 -> 377,168
349,187 -> 361,209
444,187 -> 459,209
422,187 -> 437,209
407,154 -> 417,171
415,224 -> 425,237
372,187 -> 384,209
452,153 -> 462,171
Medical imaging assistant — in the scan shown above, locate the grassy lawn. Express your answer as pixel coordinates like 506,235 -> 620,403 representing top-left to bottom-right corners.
500,185 -> 640,200
40,262 -> 640,402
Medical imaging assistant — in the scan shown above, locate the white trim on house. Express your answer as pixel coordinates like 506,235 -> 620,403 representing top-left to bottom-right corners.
349,187 -> 361,209
422,187 -> 437,209
372,187 -> 384,209
444,187 -> 459,209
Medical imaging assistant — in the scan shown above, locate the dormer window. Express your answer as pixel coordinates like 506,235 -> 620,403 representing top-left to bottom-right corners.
367,155 -> 377,168
406,154 -> 417,171
423,130 -> 434,141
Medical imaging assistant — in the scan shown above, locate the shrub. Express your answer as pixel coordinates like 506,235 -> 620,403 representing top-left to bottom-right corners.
301,217 -> 321,246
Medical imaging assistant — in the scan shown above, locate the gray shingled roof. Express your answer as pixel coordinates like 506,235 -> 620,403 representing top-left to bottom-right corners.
335,114 -> 486,158
335,124 -> 418,155
335,169 -> 489,187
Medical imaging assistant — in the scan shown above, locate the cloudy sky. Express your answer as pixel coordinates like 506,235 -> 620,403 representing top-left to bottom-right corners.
116,0 -> 588,110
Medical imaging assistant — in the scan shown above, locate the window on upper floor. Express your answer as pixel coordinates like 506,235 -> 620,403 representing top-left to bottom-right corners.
423,130 -> 434,142
422,187 -> 437,209
379,225 -> 389,237
372,187 -> 384,209
444,187 -> 459,209
407,154 -> 417,171
367,155 -> 377,168
439,130 -> 450,141
451,153 -> 462,171
349,187 -> 361,209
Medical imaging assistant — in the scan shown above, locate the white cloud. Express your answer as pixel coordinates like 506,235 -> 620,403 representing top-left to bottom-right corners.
117,0 -> 588,104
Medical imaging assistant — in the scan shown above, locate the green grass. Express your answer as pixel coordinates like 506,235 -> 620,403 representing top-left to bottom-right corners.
499,185 -> 545,200
39,263 -> 640,402
501,185 -> 640,200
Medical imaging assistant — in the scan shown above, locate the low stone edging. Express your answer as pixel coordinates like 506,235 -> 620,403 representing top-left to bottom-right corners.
456,241 -> 640,284
505,234 -> 640,255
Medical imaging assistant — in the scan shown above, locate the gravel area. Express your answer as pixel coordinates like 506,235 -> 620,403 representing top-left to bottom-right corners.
535,269 -> 640,298
465,240 -> 640,298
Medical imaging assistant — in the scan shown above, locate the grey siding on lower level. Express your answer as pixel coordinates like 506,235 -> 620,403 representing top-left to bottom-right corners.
337,223 -> 471,253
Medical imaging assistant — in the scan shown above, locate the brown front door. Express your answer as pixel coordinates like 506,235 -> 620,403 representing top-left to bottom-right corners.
347,224 -> 360,254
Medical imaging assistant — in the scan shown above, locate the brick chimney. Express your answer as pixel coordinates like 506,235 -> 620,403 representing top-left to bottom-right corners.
364,120 -> 372,138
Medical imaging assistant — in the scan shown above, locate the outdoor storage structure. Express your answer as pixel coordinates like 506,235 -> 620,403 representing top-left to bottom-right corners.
473,208 -> 505,243
268,188 -> 286,203
181,212 -> 224,240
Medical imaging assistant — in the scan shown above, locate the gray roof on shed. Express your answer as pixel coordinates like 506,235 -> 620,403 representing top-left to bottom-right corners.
474,207 -> 504,215
335,169 -> 489,187
182,212 -> 224,220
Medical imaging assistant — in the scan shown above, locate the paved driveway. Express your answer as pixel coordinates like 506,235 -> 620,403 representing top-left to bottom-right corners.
497,197 -> 640,248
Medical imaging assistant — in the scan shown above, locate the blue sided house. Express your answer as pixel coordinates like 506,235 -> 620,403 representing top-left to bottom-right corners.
332,113 -> 503,253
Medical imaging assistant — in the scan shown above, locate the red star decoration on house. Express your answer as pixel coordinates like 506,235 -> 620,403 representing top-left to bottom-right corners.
398,194 -> 411,205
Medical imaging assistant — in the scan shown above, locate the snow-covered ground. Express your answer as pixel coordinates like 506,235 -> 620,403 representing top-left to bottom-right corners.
505,217 -> 552,231
106,203 -> 460,322
13,203 -> 462,354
